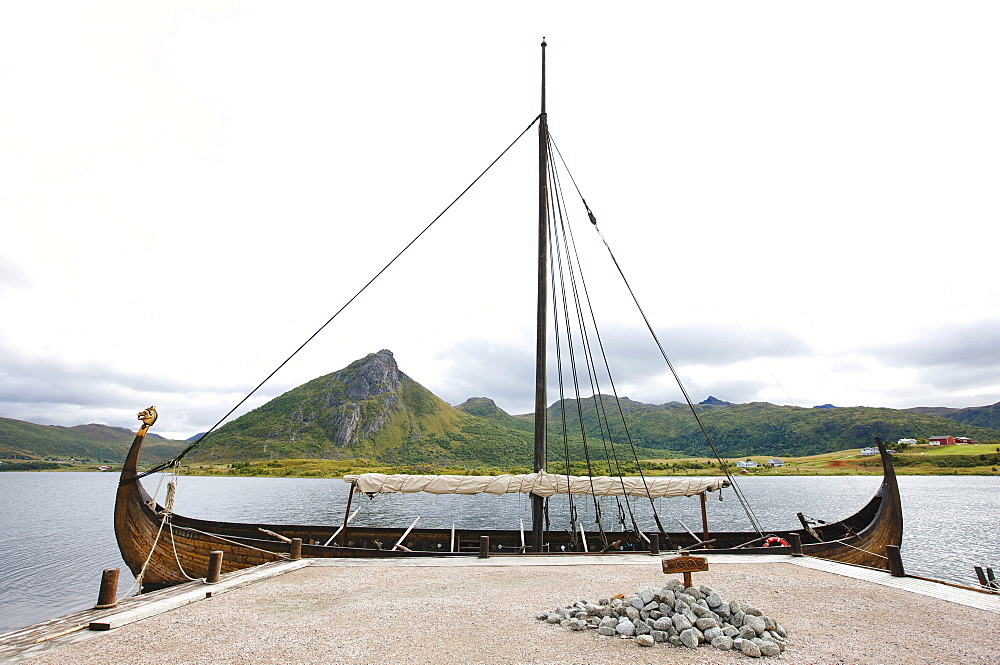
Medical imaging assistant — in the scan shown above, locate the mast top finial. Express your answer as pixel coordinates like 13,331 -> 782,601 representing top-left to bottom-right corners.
541,37 -> 547,47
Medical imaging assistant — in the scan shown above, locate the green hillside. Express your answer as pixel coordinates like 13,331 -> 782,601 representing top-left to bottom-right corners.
0,417 -> 189,463
6,349 -> 1000,470
906,402 -> 1000,430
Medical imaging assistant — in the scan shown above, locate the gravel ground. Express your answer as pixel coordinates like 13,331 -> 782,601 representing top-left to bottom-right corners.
24,561 -> 1000,665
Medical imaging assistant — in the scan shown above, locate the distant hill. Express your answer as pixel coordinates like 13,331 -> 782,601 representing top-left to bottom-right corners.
905,402 -> 1000,431
0,418 -> 189,463
6,351 -> 1000,467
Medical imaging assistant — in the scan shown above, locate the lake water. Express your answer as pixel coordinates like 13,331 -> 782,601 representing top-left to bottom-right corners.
1,471 -> 997,633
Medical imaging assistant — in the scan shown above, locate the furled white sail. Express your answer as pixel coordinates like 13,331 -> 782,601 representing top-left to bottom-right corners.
343,471 -> 725,499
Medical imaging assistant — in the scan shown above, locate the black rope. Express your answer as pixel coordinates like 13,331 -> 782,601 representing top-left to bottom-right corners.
130,116 -> 542,483
549,135 -> 762,536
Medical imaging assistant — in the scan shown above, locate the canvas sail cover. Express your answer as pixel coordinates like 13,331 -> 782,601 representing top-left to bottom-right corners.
343,471 -> 725,499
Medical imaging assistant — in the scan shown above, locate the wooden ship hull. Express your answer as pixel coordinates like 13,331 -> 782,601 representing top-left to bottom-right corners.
116,417 -> 903,589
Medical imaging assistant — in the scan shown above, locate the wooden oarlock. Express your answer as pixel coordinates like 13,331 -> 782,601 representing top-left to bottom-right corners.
662,551 -> 709,588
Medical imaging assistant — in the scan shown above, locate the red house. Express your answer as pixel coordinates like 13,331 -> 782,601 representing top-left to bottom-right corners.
928,435 -> 956,446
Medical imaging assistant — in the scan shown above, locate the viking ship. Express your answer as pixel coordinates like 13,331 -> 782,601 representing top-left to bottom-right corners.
115,42 -> 903,589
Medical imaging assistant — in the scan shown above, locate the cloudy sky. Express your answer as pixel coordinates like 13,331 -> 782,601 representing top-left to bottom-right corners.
2,2 -> 998,439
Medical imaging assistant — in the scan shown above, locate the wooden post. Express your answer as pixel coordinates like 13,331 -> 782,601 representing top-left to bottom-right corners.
206,550 -> 224,583
290,538 -> 302,561
885,545 -> 905,577
479,536 -> 490,559
94,568 -> 119,608
787,532 -> 803,555
648,533 -> 660,556
699,492 -> 710,545
339,481 -> 356,547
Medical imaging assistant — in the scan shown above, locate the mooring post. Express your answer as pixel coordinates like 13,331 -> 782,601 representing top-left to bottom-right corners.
885,545 -> 905,577
787,532 -> 803,555
648,533 -> 660,556
479,536 -> 490,559
206,550 -> 224,583
95,568 -> 120,608
290,537 -> 303,560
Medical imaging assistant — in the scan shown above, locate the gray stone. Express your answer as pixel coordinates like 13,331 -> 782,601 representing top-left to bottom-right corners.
695,617 -> 719,631
569,619 -> 587,631
535,611 -> 549,620
668,635 -> 682,646
625,606 -> 640,622
760,640 -> 781,656
683,609 -> 699,625
763,615 -> 777,631
639,589 -> 655,605
636,634 -> 655,647
679,628 -> 700,649
731,610 -> 745,627
657,589 -> 676,605
723,625 -> 740,638
597,626 -> 617,636
747,616 -> 766,636
740,639 -> 762,658
684,586 -> 704,600
651,630 -> 667,643
691,604 -> 713,618
703,626 -> 724,642
642,600 -> 658,613
615,619 -> 635,636
706,591 -> 724,608
648,610 -> 662,620
776,623 -> 787,638
598,598 -> 610,606
653,617 -> 672,631
546,613 -> 561,624
729,600 -> 744,614
676,592 -> 695,605
658,602 -> 673,615
630,596 -> 645,610
635,620 -> 651,635
599,616 -> 617,629
711,635 -> 735,651
739,625 -> 757,640
745,606 -> 763,617
699,584 -> 714,596
715,603 -> 732,619
672,614 -> 692,632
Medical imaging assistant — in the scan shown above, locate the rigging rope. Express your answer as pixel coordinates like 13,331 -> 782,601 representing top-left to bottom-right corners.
132,116 -> 542,480
549,136 -> 764,536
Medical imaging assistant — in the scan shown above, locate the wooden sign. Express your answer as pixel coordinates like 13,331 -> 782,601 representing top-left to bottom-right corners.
662,553 -> 709,587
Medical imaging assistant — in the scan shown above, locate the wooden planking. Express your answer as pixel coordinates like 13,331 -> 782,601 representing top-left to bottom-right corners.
0,559 -> 309,663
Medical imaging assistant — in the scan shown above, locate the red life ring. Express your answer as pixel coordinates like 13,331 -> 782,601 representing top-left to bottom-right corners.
763,537 -> 789,548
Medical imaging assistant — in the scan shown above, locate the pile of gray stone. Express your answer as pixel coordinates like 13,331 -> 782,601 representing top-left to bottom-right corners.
536,577 -> 789,658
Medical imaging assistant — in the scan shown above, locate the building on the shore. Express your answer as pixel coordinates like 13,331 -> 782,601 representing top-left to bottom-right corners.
929,436 -> 957,446
736,460 -> 759,468
860,446 -> 879,456
766,458 -> 784,467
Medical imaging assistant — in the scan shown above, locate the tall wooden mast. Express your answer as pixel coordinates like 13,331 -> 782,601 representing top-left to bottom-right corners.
531,39 -> 549,552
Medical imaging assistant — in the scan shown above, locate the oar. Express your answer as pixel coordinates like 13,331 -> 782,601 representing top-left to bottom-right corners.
324,508 -> 360,546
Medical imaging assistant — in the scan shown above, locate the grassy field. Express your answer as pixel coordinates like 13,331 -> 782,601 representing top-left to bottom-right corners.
7,443 -> 999,478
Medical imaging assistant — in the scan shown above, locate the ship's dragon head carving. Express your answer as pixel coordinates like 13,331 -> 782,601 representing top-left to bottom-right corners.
137,406 -> 158,427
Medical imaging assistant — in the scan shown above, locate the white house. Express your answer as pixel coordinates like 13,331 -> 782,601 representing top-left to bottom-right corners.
860,447 -> 879,456
736,460 -> 759,468
766,458 -> 784,467
898,438 -> 917,446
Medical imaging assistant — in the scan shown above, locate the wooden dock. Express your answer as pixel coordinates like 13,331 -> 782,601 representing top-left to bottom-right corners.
3,554 -> 999,664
